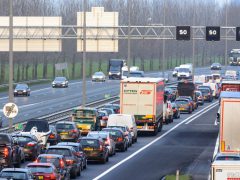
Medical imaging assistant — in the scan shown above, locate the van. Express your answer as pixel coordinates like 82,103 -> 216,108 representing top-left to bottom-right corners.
107,114 -> 138,143
203,82 -> 220,98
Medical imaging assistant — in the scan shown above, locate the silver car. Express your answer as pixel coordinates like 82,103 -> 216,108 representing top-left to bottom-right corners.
92,72 -> 106,82
87,131 -> 116,156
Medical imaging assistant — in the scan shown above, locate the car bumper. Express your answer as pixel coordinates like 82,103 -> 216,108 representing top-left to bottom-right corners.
52,84 -> 67,87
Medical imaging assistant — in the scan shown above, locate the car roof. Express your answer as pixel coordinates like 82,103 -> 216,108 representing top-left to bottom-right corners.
81,137 -> 102,141
27,162 -> 54,167
102,127 -> 124,132
57,142 -> 80,147
38,154 -> 64,158
56,121 -> 75,125
48,145 -> 73,150
175,98 -> 190,101
12,133 -> 35,138
1,168 -> 29,172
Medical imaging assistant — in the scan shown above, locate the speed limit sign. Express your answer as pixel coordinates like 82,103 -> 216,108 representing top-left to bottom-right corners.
176,26 -> 191,40
206,26 -> 220,41
3,103 -> 18,118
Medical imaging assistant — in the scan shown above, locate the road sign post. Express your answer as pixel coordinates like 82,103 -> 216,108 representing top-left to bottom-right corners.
3,103 -> 18,132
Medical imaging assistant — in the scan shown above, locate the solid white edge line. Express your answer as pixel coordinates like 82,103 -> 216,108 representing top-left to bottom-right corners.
185,103 -> 219,124
93,102 -> 218,180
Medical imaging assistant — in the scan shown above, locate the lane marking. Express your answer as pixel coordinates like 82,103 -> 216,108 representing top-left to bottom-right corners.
185,103 -> 218,124
93,102 -> 218,180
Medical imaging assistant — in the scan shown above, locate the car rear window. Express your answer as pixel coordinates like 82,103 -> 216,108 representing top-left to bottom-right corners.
38,157 -> 60,168
12,136 -> 32,142
56,123 -> 74,130
80,139 -> 100,147
88,133 -> 108,140
0,171 -> 27,180
199,89 -> 210,93
0,135 -> 10,144
27,166 -> 53,173
175,100 -> 188,105
47,148 -> 71,156
103,130 -> 121,137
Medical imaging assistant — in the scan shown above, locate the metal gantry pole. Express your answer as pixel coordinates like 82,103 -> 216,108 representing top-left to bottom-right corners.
162,0 -> 166,77
8,0 -> 13,131
82,0 -> 87,107
224,0 -> 228,70
127,0 -> 131,75
192,0 -> 196,77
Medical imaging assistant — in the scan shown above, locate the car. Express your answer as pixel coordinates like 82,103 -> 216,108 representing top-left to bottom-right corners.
47,125 -> 61,145
172,67 -> 179,77
0,168 -> 34,180
36,154 -> 70,180
87,131 -> 116,156
175,98 -> 193,114
103,104 -> 120,114
0,133 -> 24,168
52,77 -> 68,88
45,145 -> 81,178
166,85 -> 178,96
195,90 -> 204,106
14,83 -> 30,97
128,71 -> 144,78
98,108 -> 115,115
101,128 -> 128,152
98,110 -> 109,129
198,88 -> 213,102
79,137 -> 109,164
178,96 -> 197,110
27,162 -> 61,180
171,102 -> 180,119
164,88 -> 176,102
12,133 -> 41,161
55,121 -> 80,142
22,119 -> 51,147
57,142 -> 87,170
210,62 -> 222,70
163,101 -> 174,124
107,114 -> 138,143
107,125 -> 133,147
92,71 -> 106,82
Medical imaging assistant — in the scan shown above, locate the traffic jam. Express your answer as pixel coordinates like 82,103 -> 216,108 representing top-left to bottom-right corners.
0,60 -> 239,180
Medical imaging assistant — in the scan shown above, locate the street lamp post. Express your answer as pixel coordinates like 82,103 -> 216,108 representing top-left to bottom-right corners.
192,0 -> 196,77
162,0 -> 166,77
224,0 -> 228,69
127,0 -> 131,75
8,0 -> 14,132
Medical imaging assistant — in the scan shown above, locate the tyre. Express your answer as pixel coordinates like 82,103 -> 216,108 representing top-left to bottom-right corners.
77,165 -> 81,176
121,144 -> 125,152
101,157 -> 106,164
106,155 -> 109,162
188,108 -> 192,114
70,169 -> 77,179
158,121 -> 163,132
83,160 -> 87,169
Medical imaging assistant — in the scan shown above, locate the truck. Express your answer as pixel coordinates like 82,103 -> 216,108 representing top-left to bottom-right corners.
177,81 -> 196,98
177,64 -> 193,80
219,92 -> 240,154
221,80 -> 240,92
229,49 -> 240,66
108,59 -> 126,80
211,160 -> 240,180
120,77 -> 164,135
71,107 -> 100,135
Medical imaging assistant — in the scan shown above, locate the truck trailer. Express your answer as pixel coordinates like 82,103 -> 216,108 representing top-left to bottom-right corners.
120,77 -> 164,135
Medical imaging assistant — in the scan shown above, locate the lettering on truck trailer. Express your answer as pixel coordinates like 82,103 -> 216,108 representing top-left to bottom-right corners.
140,90 -> 152,95
124,90 -> 137,94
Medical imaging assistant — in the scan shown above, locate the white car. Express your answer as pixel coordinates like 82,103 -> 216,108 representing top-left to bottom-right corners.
92,71 -> 106,82
172,67 -> 179,77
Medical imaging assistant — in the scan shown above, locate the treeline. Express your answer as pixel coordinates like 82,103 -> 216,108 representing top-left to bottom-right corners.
0,0 -> 239,83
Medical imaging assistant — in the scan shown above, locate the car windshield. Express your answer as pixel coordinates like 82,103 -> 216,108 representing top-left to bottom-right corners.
98,112 -> 107,117
80,139 -> 100,147
230,52 -> 240,58
15,84 -> 27,89
94,72 -> 103,76
24,120 -> 49,132
27,166 -> 53,173
0,172 -> 27,180
38,157 -> 60,168
54,77 -> 66,81
13,136 -> 32,142
199,88 -> 209,93
47,148 -> 71,156
88,133 -> 108,140
110,66 -> 120,71
56,123 -> 74,130
178,68 -> 189,72
0,135 -> 10,144
129,72 -> 143,77
195,92 -> 201,97
102,130 -> 121,137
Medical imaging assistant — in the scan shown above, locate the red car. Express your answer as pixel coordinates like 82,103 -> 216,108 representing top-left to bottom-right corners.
27,162 -> 61,180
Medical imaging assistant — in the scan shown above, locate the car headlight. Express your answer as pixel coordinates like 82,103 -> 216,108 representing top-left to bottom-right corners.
14,90 -> 17,92
23,90 -> 26,92
52,82 -> 56,85
109,72 -> 112,75
61,82 -> 65,85
117,72 -> 120,75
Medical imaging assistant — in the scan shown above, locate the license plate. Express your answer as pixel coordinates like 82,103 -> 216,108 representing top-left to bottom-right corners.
38,176 -> 43,180
179,108 -> 184,111
60,132 -> 68,135
204,97 -> 207,99
137,126 -> 143,129
84,147 -> 93,151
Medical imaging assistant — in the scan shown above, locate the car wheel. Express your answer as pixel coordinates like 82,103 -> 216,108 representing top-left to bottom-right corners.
77,165 -> 81,176
101,157 -> 106,164
84,159 -> 87,169
70,169 -> 77,179
189,109 -> 192,114
106,155 -> 109,162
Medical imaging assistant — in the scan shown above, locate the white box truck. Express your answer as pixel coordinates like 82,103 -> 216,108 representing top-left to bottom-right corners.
120,77 -> 164,135
219,92 -> 240,154
211,160 -> 240,180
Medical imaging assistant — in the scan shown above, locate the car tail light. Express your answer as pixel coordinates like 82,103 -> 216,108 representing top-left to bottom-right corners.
71,129 -> 77,133
117,109 -> 120,113
99,145 -> 103,151
4,148 -> 8,157
117,137 -> 123,142
102,116 -> 108,120
49,134 -> 55,139
50,174 -> 56,180
27,142 -> 35,147
66,159 -> 74,165
188,103 -> 191,106
105,138 -> 111,146
60,159 -> 64,168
